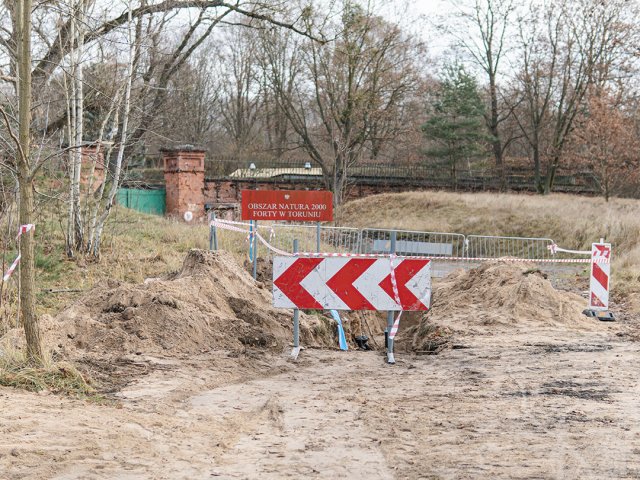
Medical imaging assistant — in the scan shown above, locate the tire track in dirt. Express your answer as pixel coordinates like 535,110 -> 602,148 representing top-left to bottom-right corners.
1,328 -> 639,479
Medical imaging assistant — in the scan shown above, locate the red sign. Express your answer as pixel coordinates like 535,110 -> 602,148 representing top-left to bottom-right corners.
241,190 -> 333,222
273,257 -> 431,311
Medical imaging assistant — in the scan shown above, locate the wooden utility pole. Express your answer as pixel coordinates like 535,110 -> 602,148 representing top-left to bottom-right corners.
16,0 -> 43,363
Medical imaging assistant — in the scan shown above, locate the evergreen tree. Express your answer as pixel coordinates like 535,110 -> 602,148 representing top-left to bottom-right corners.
422,65 -> 490,188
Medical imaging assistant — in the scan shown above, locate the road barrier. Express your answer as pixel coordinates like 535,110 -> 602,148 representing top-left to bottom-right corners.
465,235 -> 555,260
210,218 -> 613,362
359,228 -> 466,258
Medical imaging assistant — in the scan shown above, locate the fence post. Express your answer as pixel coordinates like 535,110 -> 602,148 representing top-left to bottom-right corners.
249,220 -> 253,260
292,238 -> 301,359
316,221 -> 321,253
387,231 -> 397,363
209,211 -> 218,251
252,220 -> 258,280
213,212 -> 218,251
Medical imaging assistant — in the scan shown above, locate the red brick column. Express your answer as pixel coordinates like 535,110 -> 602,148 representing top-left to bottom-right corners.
162,146 -> 205,221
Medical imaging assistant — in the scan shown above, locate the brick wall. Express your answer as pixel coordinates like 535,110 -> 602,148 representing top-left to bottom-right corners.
162,147 -> 432,221
162,147 -> 205,221
203,179 -> 331,205
203,179 -> 425,212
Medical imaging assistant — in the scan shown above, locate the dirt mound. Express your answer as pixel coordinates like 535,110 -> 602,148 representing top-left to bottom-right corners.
406,262 -> 604,350
4,250 -> 334,359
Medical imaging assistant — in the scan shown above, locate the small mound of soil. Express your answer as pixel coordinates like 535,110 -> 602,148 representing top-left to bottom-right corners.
5,250 -> 334,359
406,262 -> 604,350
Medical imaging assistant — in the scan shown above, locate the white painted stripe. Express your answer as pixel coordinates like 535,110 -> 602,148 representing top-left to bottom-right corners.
272,256 -> 299,281
300,258 -> 350,310
273,283 -> 296,309
405,262 -> 432,309
589,269 -> 610,309
273,257 -> 302,309
589,243 -> 611,310
352,258 -> 399,311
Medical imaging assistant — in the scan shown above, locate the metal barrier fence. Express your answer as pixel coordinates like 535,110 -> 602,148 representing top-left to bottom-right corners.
465,235 -> 556,260
359,228 -> 467,257
269,224 -> 360,255
211,219 -> 560,262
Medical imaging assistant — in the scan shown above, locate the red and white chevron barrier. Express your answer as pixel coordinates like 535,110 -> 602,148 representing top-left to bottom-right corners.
273,256 -> 431,311
589,243 -> 611,311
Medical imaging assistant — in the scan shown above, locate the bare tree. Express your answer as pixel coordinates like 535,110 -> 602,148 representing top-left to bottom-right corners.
0,0 -> 324,360
0,0 -> 44,362
512,0 -> 637,193
445,0 -> 515,190
567,91 -> 640,201
264,1 -> 421,207
217,27 -> 262,154
159,51 -> 220,146
510,2 -> 559,192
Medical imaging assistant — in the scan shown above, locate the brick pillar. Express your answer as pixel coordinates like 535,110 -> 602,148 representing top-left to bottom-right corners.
162,146 -> 205,221
80,143 -> 106,194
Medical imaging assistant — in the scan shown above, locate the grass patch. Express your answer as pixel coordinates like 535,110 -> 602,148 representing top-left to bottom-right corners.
0,345 -> 96,397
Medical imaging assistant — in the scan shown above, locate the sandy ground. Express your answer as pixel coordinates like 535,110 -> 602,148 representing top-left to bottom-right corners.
1,323 -> 639,480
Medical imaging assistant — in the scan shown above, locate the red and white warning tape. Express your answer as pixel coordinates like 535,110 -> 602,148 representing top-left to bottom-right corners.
255,232 -> 291,257
17,224 -> 35,238
388,254 -> 403,339
2,254 -> 21,282
547,243 -> 591,256
212,217 -> 613,337
210,219 -> 292,257
295,251 -> 606,263
2,224 -> 35,283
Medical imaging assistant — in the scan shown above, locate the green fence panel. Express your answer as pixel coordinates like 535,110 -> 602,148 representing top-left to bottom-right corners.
117,188 -> 166,215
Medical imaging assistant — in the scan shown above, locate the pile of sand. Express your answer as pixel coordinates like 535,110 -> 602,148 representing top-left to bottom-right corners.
4,250 -> 334,359
407,262 -> 602,351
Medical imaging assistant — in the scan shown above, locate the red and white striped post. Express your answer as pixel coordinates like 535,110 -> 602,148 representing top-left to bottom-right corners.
589,240 -> 611,312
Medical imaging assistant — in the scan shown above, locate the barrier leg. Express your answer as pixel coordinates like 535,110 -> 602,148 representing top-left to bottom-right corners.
252,220 -> 258,280
212,212 -> 218,251
291,238 -> 301,359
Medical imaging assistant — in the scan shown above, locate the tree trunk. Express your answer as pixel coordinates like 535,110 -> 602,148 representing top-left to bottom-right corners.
89,4 -> 135,256
488,78 -> 506,191
17,0 -> 43,363
533,143 -> 543,193
18,178 -> 41,362
544,159 -> 558,194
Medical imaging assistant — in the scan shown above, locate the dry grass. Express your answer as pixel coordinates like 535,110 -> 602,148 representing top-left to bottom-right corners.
339,191 -> 640,310
1,206 -> 211,333
0,344 -> 95,397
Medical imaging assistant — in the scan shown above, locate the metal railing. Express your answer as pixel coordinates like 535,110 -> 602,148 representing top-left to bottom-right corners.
209,219 -> 595,281
211,220 -> 558,261
268,224 -> 360,255
465,235 -> 555,260
131,153 -> 600,193
359,228 -> 467,257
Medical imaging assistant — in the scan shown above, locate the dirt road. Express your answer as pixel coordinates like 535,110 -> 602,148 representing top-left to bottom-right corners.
1,323 -> 639,480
